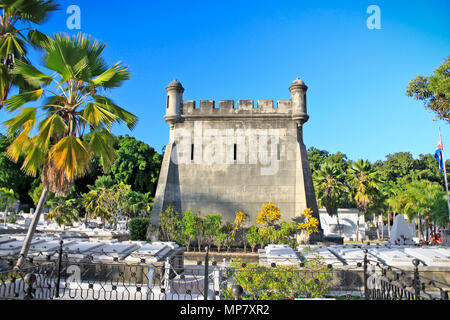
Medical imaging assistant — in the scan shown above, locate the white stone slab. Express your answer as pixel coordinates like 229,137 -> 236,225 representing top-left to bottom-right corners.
0,238 -> 45,255
403,247 -> 450,267
327,245 -> 365,265
124,242 -> 179,263
264,244 -> 300,265
63,241 -> 106,258
88,242 -> 140,261
0,236 -> 14,244
297,246 -> 344,266
368,247 -> 416,267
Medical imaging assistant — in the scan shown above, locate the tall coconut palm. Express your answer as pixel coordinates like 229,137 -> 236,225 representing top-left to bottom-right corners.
347,159 -> 382,242
313,162 -> 346,235
2,33 -> 137,269
0,0 -> 59,109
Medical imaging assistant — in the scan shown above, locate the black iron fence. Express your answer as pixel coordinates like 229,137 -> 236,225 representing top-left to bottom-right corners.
362,249 -> 450,300
0,243 -> 448,300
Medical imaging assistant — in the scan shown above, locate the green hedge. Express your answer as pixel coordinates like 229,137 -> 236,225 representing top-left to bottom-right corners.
129,217 -> 150,241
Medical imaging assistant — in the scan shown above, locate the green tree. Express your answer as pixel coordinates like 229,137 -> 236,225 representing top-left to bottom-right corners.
367,187 -> 389,240
307,147 -> 330,173
396,179 -> 447,240
180,210 -> 197,252
203,214 -> 222,250
219,222 -> 234,252
2,33 -> 137,269
109,135 -> 163,195
46,197 -> 79,227
347,159 -> 382,242
313,162 -> 347,235
159,205 -> 181,242
0,187 -> 16,224
0,0 -> 59,109
377,152 -> 416,184
0,134 -> 36,206
246,225 -> 261,253
406,56 -> 450,123
129,216 -> 150,241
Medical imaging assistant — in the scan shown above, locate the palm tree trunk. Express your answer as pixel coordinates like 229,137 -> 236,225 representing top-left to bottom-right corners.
417,214 -> 422,240
356,213 -> 360,242
4,205 -> 7,225
388,212 -> 391,238
15,187 -> 49,270
84,210 -> 89,227
336,213 -> 342,236
376,214 -> 380,241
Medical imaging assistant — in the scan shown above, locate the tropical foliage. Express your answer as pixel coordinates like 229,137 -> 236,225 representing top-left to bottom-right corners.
346,159 -> 382,241
313,162 -> 346,234
0,0 -> 59,109
406,56 -> 450,124
222,257 -> 333,300
1,32 -> 137,268
0,187 -> 16,224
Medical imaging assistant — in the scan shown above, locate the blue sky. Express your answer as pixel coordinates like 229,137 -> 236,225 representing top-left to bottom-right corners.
1,0 -> 449,162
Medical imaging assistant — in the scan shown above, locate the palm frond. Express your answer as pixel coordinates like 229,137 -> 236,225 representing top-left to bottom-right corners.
94,95 -> 137,130
11,59 -> 53,87
4,88 -> 43,111
50,136 -> 90,180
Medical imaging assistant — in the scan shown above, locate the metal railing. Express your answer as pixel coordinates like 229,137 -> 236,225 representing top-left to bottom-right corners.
362,249 -> 450,300
0,243 -> 448,300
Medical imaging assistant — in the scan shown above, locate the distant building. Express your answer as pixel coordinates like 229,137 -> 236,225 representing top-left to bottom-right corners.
319,208 -> 365,241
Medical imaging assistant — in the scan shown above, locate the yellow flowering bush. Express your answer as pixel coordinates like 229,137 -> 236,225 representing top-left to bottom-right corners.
234,210 -> 247,227
256,202 -> 281,226
297,208 -> 319,235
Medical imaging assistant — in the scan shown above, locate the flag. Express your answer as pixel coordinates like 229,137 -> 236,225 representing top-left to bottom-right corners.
435,135 -> 444,172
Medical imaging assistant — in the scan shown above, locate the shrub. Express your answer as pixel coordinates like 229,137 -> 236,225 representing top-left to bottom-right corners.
297,208 -> 320,234
180,210 -> 197,251
129,217 -> 150,241
246,225 -> 261,253
256,202 -> 281,227
204,214 -> 222,249
159,205 -> 181,241
7,214 -> 18,224
222,258 -> 333,300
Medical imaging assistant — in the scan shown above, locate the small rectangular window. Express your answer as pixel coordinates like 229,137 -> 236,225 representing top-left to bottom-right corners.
167,96 -> 170,109
277,144 -> 280,160
191,144 -> 194,161
234,144 -> 237,161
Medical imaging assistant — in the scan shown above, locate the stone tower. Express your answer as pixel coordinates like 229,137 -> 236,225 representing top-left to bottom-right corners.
151,79 -> 323,240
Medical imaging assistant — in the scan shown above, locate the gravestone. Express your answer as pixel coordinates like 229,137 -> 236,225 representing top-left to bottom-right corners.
389,215 -> 414,245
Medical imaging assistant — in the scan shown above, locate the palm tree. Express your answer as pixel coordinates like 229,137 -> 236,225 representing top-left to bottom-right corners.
347,159 -> 382,242
46,197 -> 80,228
2,33 -> 137,269
367,187 -> 388,240
313,162 -> 346,235
82,175 -> 115,226
0,0 -> 59,109
400,179 -> 445,241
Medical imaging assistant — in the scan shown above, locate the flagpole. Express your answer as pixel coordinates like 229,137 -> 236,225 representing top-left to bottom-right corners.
439,127 -> 450,221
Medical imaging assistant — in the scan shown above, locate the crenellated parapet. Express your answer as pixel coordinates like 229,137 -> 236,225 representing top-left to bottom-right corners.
181,99 -> 292,118
164,78 -> 309,122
